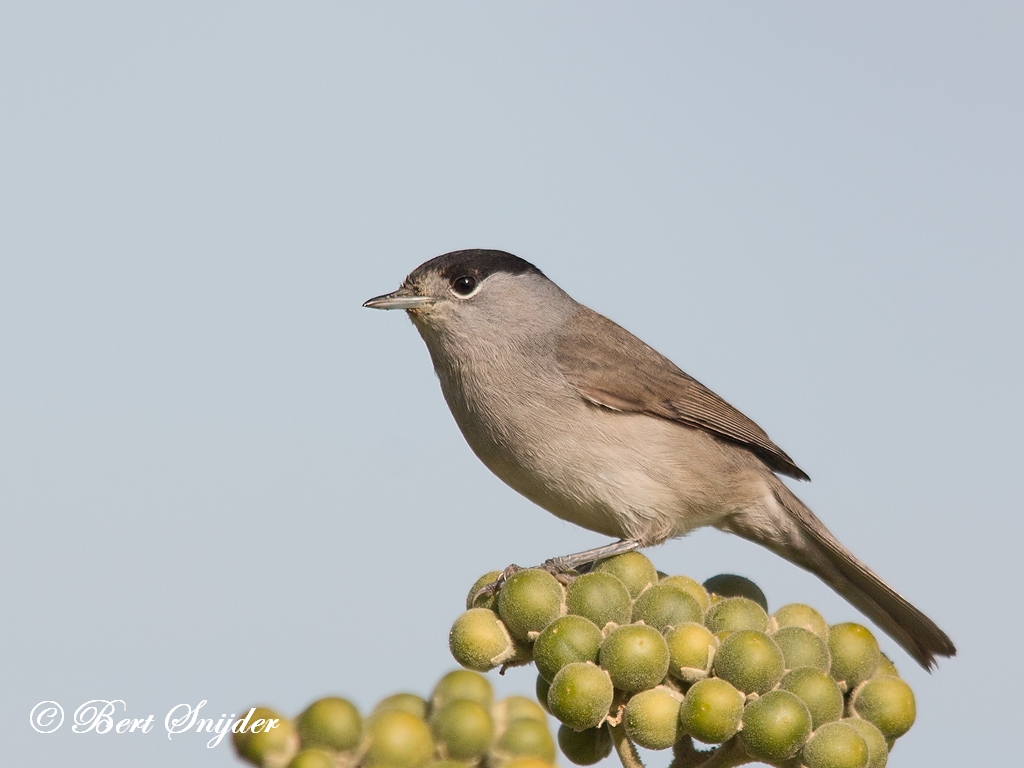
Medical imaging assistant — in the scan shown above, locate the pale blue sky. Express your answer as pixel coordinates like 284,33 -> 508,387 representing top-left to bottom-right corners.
2,3 -> 1021,766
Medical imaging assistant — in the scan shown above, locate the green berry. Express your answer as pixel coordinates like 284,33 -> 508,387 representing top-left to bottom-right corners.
430,669 -> 494,711
535,675 -> 551,714
677,678 -> 744,744
449,608 -> 515,672
665,622 -> 717,683
801,721 -> 869,768
557,725 -> 613,766
624,687 -> 683,750
658,575 -> 711,612
296,697 -> 362,752
565,572 -> 632,628
547,662 -> 614,730
373,693 -> 428,721
704,597 -> 769,633
711,630 -> 785,695
874,652 -> 899,678
599,623 -> 671,693
632,584 -> 703,632
851,676 -> 916,740
828,624 -> 880,688
845,718 -> 890,768
533,615 -> 603,683
779,667 -> 844,729
493,718 -> 556,764
497,569 -> 565,641
364,710 -> 434,768
429,700 -> 493,761
288,749 -> 337,768
592,552 -> 658,598
773,603 -> 829,640
233,707 -> 298,767
493,695 -> 548,737
739,689 -> 812,762
466,571 -> 503,610
773,625 -> 831,671
702,574 -> 768,612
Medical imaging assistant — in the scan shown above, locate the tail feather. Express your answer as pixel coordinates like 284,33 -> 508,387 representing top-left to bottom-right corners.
723,478 -> 956,670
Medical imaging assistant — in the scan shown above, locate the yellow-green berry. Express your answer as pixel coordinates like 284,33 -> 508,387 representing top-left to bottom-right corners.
430,669 -> 494,711
658,575 -> 711,612
773,625 -> 831,671
565,572 -> 632,628
739,689 -> 812,762
533,615 -> 603,683
364,710 -> 434,768
779,667 -> 844,729
623,687 -> 683,750
850,676 -> 916,740
677,678 -> 744,744
449,608 -> 515,672
373,693 -> 428,721
233,707 -> 298,768
801,721 -> 869,768
288,749 -> 337,768
704,597 -> 769,633
666,622 -> 717,683
547,662 -> 614,730
773,603 -> 829,640
632,584 -> 703,632
592,552 -> 658,598
466,570 -> 503,610
599,623 -> 670,693
828,624 -> 880,688
492,718 -> 556,764
497,569 -> 566,641
429,699 -> 493,761
296,697 -> 362,752
845,718 -> 889,768
711,630 -> 785,695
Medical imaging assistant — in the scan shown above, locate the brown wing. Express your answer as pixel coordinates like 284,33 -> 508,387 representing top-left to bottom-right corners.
555,308 -> 810,481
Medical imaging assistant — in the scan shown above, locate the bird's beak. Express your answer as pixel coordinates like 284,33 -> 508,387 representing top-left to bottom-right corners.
363,287 -> 435,311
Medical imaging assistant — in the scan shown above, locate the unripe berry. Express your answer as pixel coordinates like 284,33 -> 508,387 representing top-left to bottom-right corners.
466,571 -> 503,610
677,677 -> 744,744
557,725 -> 613,766
492,718 -> 556,764
631,584 -> 703,632
779,667 -> 844,729
712,630 -> 785,695
658,575 -> 711,612
287,749 -> 336,768
364,710 -> 434,768
547,662 -> 614,730
430,669 -> 494,711
828,624 -> 880,688
373,693 -> 428,721
704,597 -> 769,634
497,569 -> 565,641
449,608 -> 515,672
623,687 -> 683,750
773,625 -> 831,671
233,707 -> 298,768
739,689 -> 812,762
429,700 -> 493,761
773,603 -> 829,640
800,721 -> 869,768
703,574 -> 768,612
535,675 -> 551,714
599,624 -> 671,693
665,622 -> 717,683
851,675 -> 916,740
845,718 -> 889,768
533,615 -> 603,683
874,652 -> 899,679
592,552 -> 658,598
296,697 -> 362,752
492,695 -> 547,738
565,572 -> 632,628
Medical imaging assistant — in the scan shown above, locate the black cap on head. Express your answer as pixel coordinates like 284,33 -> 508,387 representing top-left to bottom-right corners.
408,249 -> 544,285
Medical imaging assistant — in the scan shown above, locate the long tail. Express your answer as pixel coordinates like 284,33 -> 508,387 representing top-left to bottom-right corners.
720,477 -> 956,670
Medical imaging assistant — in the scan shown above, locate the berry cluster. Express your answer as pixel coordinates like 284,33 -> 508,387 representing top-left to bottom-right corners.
233,670 -> 557,768
449,553 -> 914,768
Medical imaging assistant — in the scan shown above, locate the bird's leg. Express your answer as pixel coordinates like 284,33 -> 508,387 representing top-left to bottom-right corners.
476,540 -> 642,600
541,539 -> 642,573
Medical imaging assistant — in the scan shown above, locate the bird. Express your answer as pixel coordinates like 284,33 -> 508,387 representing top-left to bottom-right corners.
363,248 -> 955,669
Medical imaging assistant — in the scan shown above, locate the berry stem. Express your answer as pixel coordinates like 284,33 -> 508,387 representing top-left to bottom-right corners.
609,720 -> 645,768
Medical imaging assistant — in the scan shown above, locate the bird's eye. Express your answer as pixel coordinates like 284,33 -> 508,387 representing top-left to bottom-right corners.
451,275 -> 477,296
